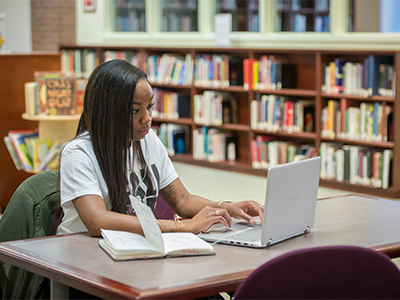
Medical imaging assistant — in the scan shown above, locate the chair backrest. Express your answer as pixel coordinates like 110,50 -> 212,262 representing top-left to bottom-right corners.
154,195 -> 176,220
234,245 -> 400,299
0,170 -> 59,300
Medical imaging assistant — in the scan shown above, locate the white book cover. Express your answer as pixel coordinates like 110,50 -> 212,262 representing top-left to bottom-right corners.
335,149 -> 345,182
382,149 -> 393,189
250,100 -> 258,130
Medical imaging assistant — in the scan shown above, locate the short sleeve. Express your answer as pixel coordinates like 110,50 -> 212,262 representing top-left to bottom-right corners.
60,141 -> 105,206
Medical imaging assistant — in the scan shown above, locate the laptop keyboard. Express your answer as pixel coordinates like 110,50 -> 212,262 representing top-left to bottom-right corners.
229,226 -> 262,243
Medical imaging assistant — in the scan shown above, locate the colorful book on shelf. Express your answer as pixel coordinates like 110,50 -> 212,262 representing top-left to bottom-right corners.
44,77 -> 76,115
7,129 -> 39,171
222,98 -> 238,124
250,139 -> 261,169
35,71 -> 65,114
167,124 -> 189,156
3,136 -> 23,170
75,78 -> 87,115
99,195 -> 215,261
367,55 -> 394,96
228,57 -> 243,86
35,71 -> 77,115
293,99 -> 314,133
382,149 -> 392,189
253,60 -> 260,90
243,58 -> 257,90
25,137 -> 52,171
36,139 -> 68,171
24,82 -> 39,115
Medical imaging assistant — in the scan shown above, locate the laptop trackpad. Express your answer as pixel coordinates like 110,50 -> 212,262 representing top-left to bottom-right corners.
203,219 -> 259,237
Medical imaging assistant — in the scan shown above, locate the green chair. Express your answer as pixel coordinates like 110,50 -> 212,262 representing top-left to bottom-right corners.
0,170 -> 59,300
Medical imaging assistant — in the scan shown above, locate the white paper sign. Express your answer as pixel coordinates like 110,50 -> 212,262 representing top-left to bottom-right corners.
215,14 -> 232,47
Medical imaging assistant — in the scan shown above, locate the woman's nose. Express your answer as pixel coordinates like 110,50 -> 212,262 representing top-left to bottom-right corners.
140,111 -> 152,124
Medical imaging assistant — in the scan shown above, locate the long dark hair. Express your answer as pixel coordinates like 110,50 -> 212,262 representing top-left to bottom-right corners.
75,59 -> 152,213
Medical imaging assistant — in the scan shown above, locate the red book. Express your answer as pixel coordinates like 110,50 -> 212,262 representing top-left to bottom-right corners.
243,58 -> 257,91
250,140 -> 260,169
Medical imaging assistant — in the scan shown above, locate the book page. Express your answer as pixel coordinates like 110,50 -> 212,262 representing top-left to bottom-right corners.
129,195 -> 165,253
101,229 -> 160,252
162,232 -> 214,256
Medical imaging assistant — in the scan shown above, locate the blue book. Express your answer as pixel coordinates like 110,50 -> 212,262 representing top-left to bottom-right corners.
372,102 -> 380,137
208,57 -> 214,82
367,55 -> 393,96
334,58 -> 347,94
178,63 -> 186,85
177,94 -> 190,118
201,126 -> 209,158
272,61 -> 278,88
8,129 -> 39,170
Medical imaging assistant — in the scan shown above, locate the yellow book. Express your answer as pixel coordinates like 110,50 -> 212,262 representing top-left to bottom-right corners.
253,61 -> 260,91
25,138 -> 51,171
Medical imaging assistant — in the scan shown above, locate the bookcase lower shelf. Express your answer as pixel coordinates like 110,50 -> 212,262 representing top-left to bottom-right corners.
319,179 -> 398,198
171,155 -> 399,198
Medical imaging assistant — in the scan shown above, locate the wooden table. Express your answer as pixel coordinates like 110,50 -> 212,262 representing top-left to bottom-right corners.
1,194 -> 400,299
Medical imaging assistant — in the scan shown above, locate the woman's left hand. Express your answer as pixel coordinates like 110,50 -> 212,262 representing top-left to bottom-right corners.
223,201 -> 264,224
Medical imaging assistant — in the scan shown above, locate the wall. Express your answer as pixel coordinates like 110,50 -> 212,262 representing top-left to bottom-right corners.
31,0 -> 75,51
0,0 -> 31,53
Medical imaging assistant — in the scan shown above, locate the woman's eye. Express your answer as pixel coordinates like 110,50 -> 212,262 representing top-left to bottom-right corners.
147,103 -> 155,110
132,109 -> 140,114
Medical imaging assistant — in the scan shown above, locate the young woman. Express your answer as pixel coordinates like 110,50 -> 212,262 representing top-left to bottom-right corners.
57,59 -> 263,237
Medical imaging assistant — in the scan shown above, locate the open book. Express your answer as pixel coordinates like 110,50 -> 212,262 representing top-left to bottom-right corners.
98,195 -> 215,260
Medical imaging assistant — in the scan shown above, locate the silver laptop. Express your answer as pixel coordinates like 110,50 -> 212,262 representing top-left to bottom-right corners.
198,157 -> 321,248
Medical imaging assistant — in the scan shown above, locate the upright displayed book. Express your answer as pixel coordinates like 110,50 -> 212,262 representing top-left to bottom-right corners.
34,71 -> 76,115
99,195 -> 215,260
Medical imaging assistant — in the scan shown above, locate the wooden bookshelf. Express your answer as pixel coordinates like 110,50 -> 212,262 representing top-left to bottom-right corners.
60,45 -> 400,198
21,113 -> 80,142
0,53 -> 62,210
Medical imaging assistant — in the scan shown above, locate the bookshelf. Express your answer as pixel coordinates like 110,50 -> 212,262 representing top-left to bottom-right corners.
0,53 -> 61,209
5,114 -> 81,175
60,45 -> 400,198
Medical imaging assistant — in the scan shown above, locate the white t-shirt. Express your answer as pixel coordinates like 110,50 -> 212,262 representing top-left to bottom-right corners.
57,129 -> 178,234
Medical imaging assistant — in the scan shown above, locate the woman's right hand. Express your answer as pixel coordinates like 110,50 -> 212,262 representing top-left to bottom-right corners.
180,206 -> 232,234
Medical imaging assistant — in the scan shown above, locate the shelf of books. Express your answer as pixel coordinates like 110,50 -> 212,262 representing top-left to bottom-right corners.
56,45 -> 400,198
5,68 -> 83,173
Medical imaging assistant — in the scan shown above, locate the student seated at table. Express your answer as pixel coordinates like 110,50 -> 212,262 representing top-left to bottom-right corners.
56,59 -> 263,238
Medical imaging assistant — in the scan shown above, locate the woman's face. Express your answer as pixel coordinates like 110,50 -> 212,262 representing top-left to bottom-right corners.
132,79 -> 154,140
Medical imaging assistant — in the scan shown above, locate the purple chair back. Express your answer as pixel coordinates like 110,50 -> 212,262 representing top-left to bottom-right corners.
234,245 -> 400,299
154,195 -> 175,220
